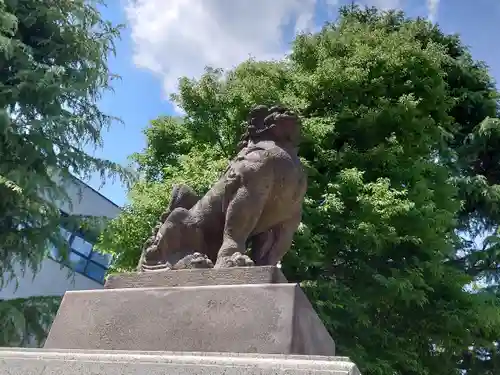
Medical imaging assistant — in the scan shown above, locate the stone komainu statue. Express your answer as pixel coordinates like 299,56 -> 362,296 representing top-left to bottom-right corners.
138,104 -> 307,271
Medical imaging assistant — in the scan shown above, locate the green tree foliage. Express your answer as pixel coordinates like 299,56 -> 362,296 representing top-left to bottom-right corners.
0,295 -> 61,346
99,6 -> 500,375
0,0 -> 132,346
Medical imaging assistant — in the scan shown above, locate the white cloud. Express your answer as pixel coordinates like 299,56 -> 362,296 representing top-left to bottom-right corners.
125,0 -> 339,101
426,0 -> 440,22
363,0 -> 403,10
125,0 -> 438,107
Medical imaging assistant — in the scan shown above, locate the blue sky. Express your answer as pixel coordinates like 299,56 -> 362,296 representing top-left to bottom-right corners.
85,0 -> 500,207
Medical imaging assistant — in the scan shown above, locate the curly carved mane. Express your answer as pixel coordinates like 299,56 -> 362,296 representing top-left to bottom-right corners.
237,104 -> 299,151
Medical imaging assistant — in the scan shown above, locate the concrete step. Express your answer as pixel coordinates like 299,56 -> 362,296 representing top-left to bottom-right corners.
0,348 -> 361,375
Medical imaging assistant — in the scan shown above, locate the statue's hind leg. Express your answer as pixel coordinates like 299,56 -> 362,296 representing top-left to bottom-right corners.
142,207 -> 213,271
252,210 -> 302,266
137,184 -> 200,271
141,207 -> 190,270
250,230 -> 276,266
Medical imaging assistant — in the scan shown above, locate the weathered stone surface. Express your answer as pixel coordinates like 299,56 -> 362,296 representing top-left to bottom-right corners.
105,266 -> 288,289
44,283 -> 335,356
0,348 -> 361,375
139,105 -> 308,271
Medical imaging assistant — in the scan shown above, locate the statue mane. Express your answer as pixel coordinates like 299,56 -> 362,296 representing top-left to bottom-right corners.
237,105 -> 300,151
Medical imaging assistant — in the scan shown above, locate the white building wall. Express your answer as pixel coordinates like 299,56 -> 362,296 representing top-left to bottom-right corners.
54,176 -> 122,219
1,176 -> 121,300
0,258 -> 101,299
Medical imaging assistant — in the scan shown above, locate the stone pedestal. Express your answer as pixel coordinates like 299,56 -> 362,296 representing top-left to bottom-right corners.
1,267 -> 361,374
44,282 -> 335,355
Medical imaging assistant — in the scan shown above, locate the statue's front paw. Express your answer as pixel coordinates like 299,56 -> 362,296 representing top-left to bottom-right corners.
173,252 -> 214,269
189,252 -> 214,269
215,252 -> 255,268
231,252 -> 255,267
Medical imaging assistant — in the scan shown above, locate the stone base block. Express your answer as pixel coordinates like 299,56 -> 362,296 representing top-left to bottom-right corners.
0,348 -> 361,375
104,266 -> 288,289
44,283 -> 335,356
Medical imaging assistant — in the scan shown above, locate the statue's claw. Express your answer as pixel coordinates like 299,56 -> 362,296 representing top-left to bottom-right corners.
188,252 -> 214,269
214,252 -> 255,268
174,252 -> 214,269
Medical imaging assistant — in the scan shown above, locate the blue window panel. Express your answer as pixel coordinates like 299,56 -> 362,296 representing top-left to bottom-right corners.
60,227 -> 72,241
85,262 -> 107,283
49,227 -> 73,260
70,235 -> 92,257
48,223 -> 113,285
68,252 -> 86,273
90,251 -> 112,268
